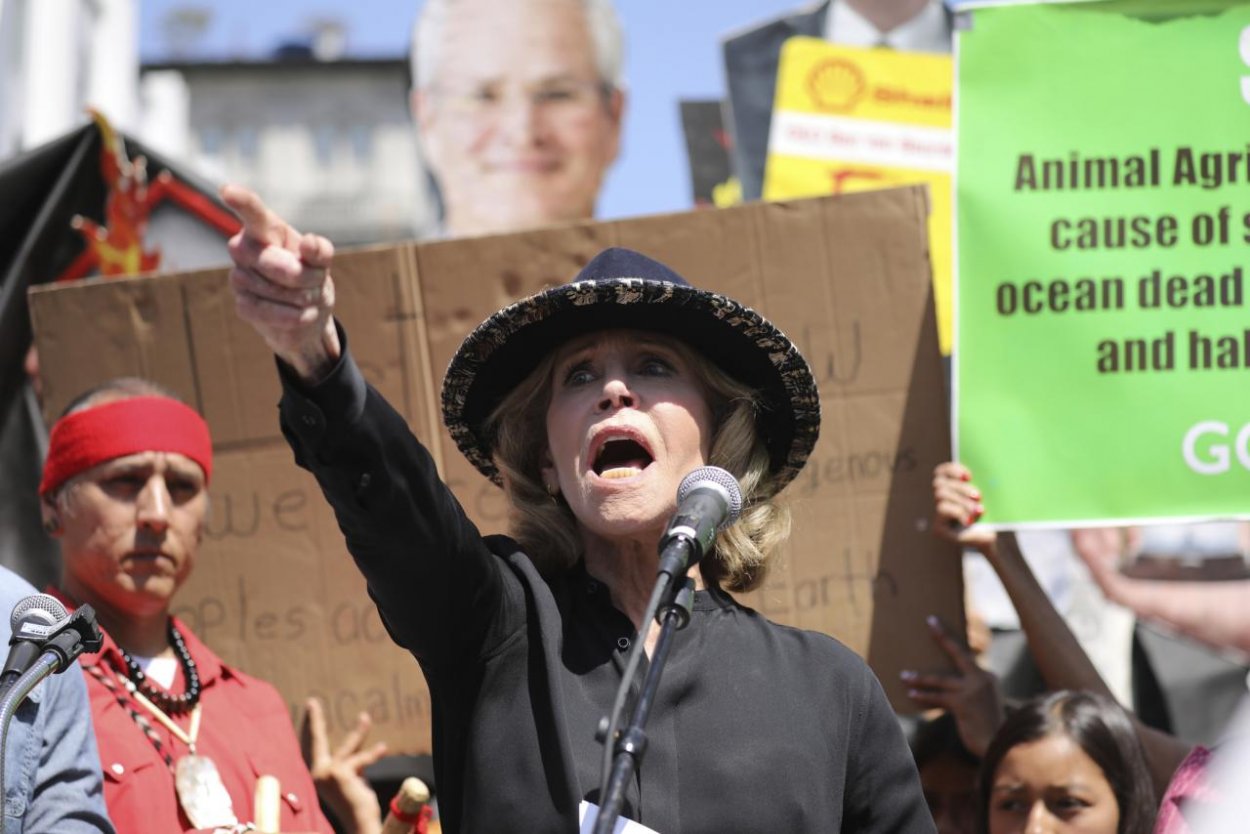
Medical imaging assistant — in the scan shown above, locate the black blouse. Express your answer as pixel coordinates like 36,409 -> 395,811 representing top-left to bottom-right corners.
277,338 -> 935,834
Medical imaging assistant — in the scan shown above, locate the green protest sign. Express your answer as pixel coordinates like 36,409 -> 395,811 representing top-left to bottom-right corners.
955,1 -> 1250,526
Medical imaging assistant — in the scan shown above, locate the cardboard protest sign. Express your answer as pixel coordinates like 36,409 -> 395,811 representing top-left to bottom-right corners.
764,38 -> 954,354
31,187 -> 960,751
955,1 -> 1250,527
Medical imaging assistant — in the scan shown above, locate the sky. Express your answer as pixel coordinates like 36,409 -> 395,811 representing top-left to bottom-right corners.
138,0 -> 813,223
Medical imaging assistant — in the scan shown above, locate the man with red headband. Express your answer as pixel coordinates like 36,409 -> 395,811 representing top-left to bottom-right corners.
37,378 -> 340,834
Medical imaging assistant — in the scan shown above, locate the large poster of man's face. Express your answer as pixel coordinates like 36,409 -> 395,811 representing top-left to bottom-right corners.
410,0 -> 625,238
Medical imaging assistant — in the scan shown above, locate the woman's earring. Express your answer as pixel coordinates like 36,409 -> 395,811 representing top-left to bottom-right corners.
43,517 -> 60,535
545,481 -> 560,498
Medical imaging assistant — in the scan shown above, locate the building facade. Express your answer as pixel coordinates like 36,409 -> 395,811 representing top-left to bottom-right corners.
0,0 -> 139,158
141,54 -> 436,244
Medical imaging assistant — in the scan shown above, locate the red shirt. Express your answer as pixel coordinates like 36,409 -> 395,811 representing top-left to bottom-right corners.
57,596 -> 332,834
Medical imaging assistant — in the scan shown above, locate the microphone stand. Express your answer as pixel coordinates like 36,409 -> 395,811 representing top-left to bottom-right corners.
592,577 -> 695,834
0,607 -> 102,834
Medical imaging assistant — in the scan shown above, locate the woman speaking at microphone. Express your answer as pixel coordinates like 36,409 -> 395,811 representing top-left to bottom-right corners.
224,185 -> 933,833
37,379 -> 340,834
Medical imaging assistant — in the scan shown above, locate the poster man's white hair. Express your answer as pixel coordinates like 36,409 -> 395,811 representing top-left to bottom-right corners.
409,0 -> 625,92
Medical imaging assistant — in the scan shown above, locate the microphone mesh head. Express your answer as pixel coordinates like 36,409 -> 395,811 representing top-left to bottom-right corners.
677,466 -> 744,528
10,594 -> 68,631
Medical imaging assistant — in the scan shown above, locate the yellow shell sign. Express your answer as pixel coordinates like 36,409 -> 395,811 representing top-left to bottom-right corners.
766,39 -> 954,353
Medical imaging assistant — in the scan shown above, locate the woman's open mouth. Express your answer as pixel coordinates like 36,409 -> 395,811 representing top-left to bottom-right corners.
592,437 -> 654,480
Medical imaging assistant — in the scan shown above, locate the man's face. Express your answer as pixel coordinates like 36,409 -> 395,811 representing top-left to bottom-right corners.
50,451 -> 207,619
414,0 -> 624,236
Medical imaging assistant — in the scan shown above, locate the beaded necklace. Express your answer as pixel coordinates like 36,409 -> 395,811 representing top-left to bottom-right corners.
89,656 -> 239,829
115,618 -> 201,714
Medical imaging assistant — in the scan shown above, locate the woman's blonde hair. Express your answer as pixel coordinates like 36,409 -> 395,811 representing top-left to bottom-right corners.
487,338 -> 791,592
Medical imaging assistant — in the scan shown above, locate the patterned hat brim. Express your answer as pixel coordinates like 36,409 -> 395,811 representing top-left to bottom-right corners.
441,278 -> 821,495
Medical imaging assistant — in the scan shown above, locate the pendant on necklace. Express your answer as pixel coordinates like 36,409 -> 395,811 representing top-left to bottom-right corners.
175,754 -> 238,829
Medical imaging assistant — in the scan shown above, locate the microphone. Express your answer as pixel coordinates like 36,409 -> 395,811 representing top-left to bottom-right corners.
0,595 -> 69,693
656,466 -> 743,579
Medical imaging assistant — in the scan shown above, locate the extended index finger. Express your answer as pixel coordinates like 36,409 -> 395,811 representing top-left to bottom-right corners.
220,184 -> 294,249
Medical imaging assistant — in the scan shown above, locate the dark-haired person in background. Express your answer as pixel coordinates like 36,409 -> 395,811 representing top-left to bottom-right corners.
920,463 -> 1250,834
978,690 -> 1156,834
924,463 -> 1194,799
910,712 -> 981,834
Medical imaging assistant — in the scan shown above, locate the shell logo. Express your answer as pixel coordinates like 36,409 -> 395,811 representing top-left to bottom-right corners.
806,58 -> 867,113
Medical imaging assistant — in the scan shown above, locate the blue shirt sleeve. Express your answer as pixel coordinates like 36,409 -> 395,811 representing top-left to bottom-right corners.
20,664 -> 114,834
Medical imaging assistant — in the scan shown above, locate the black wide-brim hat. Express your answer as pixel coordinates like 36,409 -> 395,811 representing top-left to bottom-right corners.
441,247 -> 821,495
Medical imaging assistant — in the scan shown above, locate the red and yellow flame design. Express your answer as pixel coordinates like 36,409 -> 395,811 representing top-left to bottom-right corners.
70,109 -> 163,277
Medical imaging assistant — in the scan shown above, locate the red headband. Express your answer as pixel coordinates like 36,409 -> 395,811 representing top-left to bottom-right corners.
40,396 -> 213,496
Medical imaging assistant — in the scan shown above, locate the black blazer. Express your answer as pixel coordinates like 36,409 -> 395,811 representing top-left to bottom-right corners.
722,2 -> 829,202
